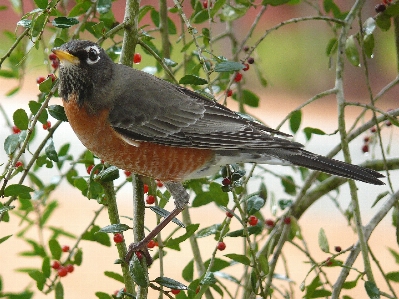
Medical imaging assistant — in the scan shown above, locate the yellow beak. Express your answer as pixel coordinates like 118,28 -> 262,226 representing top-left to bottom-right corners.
52,48 -> 80,65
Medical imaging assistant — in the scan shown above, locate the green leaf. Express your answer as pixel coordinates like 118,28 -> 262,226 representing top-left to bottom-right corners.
149,206 -> 185,227
204,258 -> 230,271
281,176 -> 296,196
99,223 -> 130,233
96,166 -> 119,182
42,257 -> 50,278
49,238 -> 62,260
0,234 -> 12,244
326,37 -> 338,56
386,271 -> 399,282
179,75 -> 207,85
165,224 -> 200,250
153,277 -> 187,289
219,5 -> 247,22
104,271 -> 124,283
55,281 -> 64,299
289,110 -> 302,133
303,127 -> 326,140
4,134 -> 20,155
95,292 -> 112,299
97,0 -> 111,14
31,13 -> 46,37
258,254 -> 269,275
214,61 -> 244,72
196,224 -> 222,238
129,254 -> 149,287
364,281 -> 380,299
342,279 -> 358,289
224,253 -> 251,266
150,9 -> 159,26
45,138 -> 59,162
345,35 -> 360,67
73,248 -> 83,266
68,1 -> 92,17
13,108 -> 29,130
29,101 -> 48,124
167,17 -> 177,34
363,34 -> 374,59
52,17 -> 79,28
40,201 -> 58,226
210,0 -> 226,17
28,270 -> 45,290
182,259 -> 194,282
318,228 -> 329,253
246,195 -> 265,215
201,272 -> 216,285
192,182 -> 228,207
48,105 -> 68,122
34,0 -> 47,9
227,224 -> 263,237
278,199 -> 293,210
0,69 -> 18,78
4,184 -> 34,199
232,89 -> 260,107
39,76 -> 53,93
192,10 -> 209,24
262,0 -> 290,6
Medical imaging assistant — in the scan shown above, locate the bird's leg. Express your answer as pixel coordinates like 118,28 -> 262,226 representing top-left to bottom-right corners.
125,182 -> 189,265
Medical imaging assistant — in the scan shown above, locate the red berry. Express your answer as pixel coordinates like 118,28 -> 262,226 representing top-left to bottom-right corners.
202,0 -> 208,8
113,233 -> 124,243
124,170 -> 132,177
133,53 -> 142,64
234,72 -> 243,82
225,89 -> 233,97
147,239 -> 156,248
15,161 -> 23,168
52,261 -> 61,269
62,245 -> 70,252
325,257 -> 333,266
36,76 -> 46,84
364,136 -> 370,143
143,184 -> 149,194
243,46 -> 249,52
58,267 -> 68,277
375,3 -> 386,12
196,287 -> 200,294
49,53 -> 57,61
47,74 -> 56,82
156,179 -> 164,188
12,126 -> 21,134
248,215 -> 258,226
242,63 -> 250,71
135,251 -> 143,259
217,241 -> 226,251
222,178 -> 231,186
51,60 -> 59,70
370,126 -> 377,133
86,165 -> 94,174
362,144 -> 369,153
42,121 -> 51,130
146,195 -> 156,205
386,120 -> 392,126
226,211 -> 233,218
283,217 -> 291,224
66,264 -> 74,273
171,289 -> 180,295
334,246 -> 342,252
247,57 -> 255,64
265,219 -> 275,228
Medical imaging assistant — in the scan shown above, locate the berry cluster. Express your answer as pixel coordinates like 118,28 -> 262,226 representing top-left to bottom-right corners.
49,53 -> 59,70
51,245 -> 75,278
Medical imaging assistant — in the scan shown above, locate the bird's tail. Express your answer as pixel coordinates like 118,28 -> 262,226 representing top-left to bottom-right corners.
261,148 -> 385,185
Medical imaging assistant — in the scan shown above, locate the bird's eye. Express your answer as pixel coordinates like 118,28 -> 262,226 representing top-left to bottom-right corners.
85,46 -> 100,64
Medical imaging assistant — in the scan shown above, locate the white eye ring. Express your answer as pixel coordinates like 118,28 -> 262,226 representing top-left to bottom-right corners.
85,45 -> 101,65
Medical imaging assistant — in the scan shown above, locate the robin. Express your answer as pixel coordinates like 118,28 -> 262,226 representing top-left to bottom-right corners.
52,40 -> 384,264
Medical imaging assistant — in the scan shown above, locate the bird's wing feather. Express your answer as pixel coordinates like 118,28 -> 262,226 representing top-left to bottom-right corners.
108,65 -> 301,150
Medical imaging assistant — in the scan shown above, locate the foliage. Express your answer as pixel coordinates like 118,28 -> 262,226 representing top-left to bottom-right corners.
1,0 -> 399,298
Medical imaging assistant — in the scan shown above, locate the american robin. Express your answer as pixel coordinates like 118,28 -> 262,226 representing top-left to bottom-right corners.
52,40 -> 384,263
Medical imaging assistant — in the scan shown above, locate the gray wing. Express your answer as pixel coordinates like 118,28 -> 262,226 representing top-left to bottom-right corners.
108,65 -> 301,150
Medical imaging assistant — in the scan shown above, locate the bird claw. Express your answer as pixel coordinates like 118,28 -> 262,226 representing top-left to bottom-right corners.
125,242 -> 153,266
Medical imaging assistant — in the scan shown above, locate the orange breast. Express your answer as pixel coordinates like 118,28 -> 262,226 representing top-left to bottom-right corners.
63,97 -> 215,181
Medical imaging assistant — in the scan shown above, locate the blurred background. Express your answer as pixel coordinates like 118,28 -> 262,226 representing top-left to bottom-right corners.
0,0 -> 398,298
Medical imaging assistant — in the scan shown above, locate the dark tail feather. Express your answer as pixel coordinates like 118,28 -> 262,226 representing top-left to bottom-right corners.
265,148 -> 385,185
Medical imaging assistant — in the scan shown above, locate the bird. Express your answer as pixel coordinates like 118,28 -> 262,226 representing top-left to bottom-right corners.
52,40 -> 384,264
